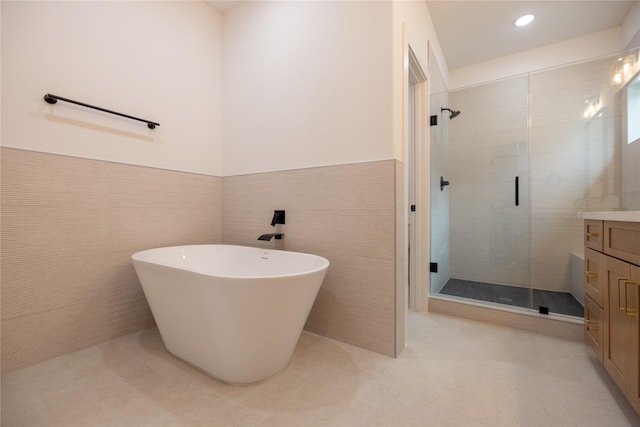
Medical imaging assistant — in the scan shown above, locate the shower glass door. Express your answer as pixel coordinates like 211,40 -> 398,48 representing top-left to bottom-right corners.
430,74 -> 533,311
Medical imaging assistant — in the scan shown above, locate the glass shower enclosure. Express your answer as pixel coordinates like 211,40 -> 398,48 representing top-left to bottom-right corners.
430,49 -> 639,317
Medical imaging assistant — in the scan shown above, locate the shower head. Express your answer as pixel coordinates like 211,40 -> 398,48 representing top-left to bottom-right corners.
441,107 -> 461,120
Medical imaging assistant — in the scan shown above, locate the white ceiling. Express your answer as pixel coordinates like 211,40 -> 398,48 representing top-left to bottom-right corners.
206,1 -> 636,70
427,1 -> 637,69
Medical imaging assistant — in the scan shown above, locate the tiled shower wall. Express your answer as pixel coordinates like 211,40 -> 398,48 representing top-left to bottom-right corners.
222,160 -> 403,357
1,150 -> 403,371
1,148 -> 222,372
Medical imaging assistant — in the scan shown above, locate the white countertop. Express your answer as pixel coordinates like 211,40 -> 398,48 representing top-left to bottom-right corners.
580,211 -> 640,222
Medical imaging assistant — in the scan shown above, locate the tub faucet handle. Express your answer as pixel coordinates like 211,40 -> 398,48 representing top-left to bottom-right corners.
271,210 -> 285,227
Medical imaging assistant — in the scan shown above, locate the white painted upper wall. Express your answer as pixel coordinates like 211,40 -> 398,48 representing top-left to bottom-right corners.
448,27 -> 623,90
392,0 -> 448,86
391,0 -> 448,161
3,1 -> 636,177
221,0 -> 394,176
1,1 -> 223,176
622,0 -> 640,49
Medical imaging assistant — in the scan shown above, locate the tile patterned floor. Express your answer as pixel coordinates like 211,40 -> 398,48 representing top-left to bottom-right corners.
2,311 -> 639,426
440,278 -> 584,317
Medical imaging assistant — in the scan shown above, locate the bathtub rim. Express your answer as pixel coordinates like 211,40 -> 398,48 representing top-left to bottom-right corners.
131,244 -> 330,280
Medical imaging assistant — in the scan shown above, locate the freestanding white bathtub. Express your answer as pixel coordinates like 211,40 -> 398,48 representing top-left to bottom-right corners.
131,244 -> 329,384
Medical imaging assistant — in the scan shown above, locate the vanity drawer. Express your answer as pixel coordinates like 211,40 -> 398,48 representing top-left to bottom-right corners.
585,248 -> 605,307
604,221 -> 640,266
585,220 -> 603,251
585,295 -> 603,362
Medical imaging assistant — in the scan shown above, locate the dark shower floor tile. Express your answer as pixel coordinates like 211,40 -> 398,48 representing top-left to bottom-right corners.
439,278 -> 584,317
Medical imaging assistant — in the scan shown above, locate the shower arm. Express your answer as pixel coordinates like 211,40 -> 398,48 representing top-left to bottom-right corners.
441,107 -> 460,119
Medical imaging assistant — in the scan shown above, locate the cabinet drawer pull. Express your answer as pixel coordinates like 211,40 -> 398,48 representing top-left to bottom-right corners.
586,232 -> 600,238
617,277 -> 627,312
585,271 -> 598,279
585,320 -> 599,331
624,280 -> 637,317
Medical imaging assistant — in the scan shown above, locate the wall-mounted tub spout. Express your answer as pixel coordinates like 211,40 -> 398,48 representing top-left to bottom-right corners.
258,233 -> 284,241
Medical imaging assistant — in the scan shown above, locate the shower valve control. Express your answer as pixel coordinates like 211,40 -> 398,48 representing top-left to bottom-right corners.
440,176 -> 450,191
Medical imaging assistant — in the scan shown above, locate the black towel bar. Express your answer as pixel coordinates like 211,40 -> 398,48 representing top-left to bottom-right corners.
44,93 -> 159,129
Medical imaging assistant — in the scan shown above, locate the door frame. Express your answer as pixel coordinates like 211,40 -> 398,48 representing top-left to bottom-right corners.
407,46 -> 429,313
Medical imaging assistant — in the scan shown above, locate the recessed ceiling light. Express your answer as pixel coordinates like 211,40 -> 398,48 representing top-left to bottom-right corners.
515,14 -> 535,27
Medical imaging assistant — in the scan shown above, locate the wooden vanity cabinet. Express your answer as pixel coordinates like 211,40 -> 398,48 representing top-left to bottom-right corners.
585,219 -> 640,415
585,219 -> 604,251
584,248 -> 605,361
603,257 -> 639,408
585,248 -> 605,307
584,293 -> 603,362
631,264 -> 640,412
604,221 -> 640,266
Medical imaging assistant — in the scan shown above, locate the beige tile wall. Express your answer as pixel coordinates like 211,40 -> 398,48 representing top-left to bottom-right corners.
2,151 -> 405,371
394,159 -> 406,356
222,160 -> 403,357
1,148 -> 222,372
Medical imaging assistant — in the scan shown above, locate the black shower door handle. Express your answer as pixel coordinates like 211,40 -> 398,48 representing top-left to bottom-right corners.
515,176 -> 519,206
